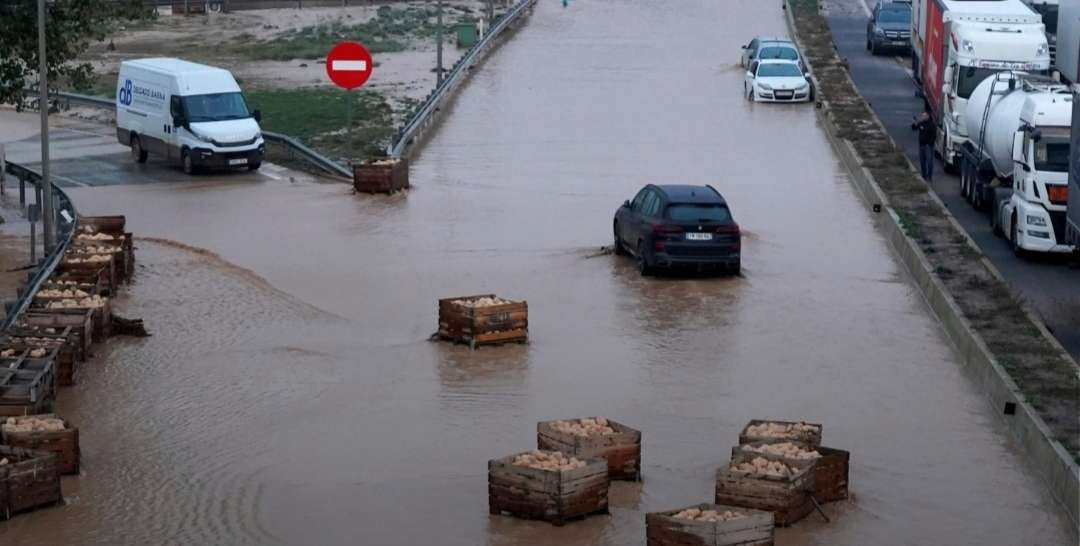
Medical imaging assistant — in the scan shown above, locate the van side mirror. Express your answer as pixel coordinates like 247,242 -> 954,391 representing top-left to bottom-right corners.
172,115 -> 185,128
741,44 -> 748,49
746,71 -> 754,79
622,200 -> 631,209
252,109 -> 262,122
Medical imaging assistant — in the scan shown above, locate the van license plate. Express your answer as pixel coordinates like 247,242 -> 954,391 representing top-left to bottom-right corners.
686,233 -> 713,241
229,158 -> 248,166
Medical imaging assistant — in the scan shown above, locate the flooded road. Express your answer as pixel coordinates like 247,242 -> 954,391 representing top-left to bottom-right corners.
2,0 -> 1074,544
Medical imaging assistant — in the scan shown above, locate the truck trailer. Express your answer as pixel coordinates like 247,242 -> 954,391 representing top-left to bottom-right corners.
960,72 -> 1073,255
911,0 -> 1050,173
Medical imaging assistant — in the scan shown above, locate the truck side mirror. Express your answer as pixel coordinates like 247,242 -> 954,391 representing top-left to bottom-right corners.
1031,128 -> 1042,142
252,109 -> 262,122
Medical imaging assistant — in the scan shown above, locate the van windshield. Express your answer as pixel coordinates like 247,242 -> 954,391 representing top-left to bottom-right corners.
181,92 -> 251,123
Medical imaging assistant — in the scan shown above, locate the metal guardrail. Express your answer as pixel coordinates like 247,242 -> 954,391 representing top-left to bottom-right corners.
387,0 -> 537,158
49,90 -> 352,179
1,162 -> 79,333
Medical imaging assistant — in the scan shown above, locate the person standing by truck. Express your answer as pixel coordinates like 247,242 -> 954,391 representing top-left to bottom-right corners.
912,109 -> 936,182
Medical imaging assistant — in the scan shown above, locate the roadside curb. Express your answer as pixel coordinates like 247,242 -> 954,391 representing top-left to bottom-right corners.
783,1 -> 1080,532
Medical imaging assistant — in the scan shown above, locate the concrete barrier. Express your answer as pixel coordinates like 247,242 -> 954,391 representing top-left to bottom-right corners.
783,1 -> 1080,532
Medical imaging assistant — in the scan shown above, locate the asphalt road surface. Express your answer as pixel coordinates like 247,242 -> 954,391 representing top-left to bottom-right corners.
823,0 -> 1080,360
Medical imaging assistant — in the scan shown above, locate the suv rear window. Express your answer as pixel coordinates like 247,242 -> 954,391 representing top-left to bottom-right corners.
666,204 -> 731,222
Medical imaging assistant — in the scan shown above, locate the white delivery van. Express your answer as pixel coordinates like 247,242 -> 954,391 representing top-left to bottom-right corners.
116,58 -> 264,174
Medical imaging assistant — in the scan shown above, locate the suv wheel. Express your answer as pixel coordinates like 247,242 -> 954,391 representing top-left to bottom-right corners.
613,224 -> 627,256
636,241 -> 652,276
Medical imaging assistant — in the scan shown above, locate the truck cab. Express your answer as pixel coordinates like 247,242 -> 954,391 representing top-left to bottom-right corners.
938,17 -> 1050,171
998,90 -> 1073,254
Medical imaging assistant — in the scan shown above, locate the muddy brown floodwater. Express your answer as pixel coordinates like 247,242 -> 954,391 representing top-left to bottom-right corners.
3,1 -> 1076,545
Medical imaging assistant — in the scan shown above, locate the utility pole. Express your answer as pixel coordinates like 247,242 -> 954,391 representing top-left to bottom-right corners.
37,0 -> 55,253
436,0 -> 444,85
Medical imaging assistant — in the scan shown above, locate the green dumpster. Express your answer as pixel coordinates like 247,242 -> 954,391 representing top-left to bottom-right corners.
456,21 -> 479,49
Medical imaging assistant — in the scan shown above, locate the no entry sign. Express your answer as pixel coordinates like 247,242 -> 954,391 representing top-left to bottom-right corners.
326,41 -> 373,90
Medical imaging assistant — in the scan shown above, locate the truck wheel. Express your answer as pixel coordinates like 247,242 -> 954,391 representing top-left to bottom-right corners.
990,202 -> 1001,236
182,149 -> 196,175
131,135 -> 148,164
1011,216 -> 1025,258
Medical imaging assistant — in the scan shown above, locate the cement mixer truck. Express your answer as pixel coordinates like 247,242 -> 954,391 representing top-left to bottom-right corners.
959,71 -> 1074,255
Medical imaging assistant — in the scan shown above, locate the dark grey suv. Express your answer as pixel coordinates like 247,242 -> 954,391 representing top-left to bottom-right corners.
866,0 -> 911,55
613,184 -> 741,276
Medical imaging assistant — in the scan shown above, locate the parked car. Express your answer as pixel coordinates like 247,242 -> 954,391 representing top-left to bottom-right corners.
613,184 -> 741,276
740,36 -> 799,69
866,0 -> 912,55
743,59 -> 812,102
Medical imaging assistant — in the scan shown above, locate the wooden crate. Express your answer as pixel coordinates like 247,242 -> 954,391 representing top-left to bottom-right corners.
353,158 -> 409,193
714,452 -> 815,527
537,418 -> 641,481
58,259 -> 116,297
646,503 -> 774,546
730,443 -> 848,504
1,414 -> 79,475
438,295 -> 528,349
31,297 -> 110,342
738,420 -> 822,447
71,242 -> 128,283
0,356 -> 55,417
20,310 -> 94,362
488,452 -> 609,525
0,445 -> 62,520
50,269 -> 111,297
4,332 -> 77,386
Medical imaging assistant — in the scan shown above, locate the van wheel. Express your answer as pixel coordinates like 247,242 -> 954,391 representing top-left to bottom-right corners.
131,135 -> 148,163
182,149 -> 196,175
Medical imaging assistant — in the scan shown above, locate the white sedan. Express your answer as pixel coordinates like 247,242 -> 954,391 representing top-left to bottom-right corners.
743,59 -> 812,103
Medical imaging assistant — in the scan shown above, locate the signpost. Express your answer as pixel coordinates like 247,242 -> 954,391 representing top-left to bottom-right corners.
326,41 -> 374,153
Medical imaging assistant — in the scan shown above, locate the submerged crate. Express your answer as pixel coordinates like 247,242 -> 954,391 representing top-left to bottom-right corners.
715,452 -> 815,527
731,442 -> 848,504
488,451 -> 609,525
438,295 -> 528,349
738,420 -> 822,447
537,418 -> 641,481
646,503 -> 775,546
57,260 -> 116,297
353,158 -> 409,193
0,445 -> 62,520
50,269 -> 111,297
1,414 -> 79,475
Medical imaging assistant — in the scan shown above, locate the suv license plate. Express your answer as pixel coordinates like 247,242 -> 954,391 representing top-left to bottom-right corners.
229,158 -> 248,166
686,233 -> 713,241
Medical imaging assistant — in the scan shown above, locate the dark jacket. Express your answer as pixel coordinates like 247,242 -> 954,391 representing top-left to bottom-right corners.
911,116 -> 935,146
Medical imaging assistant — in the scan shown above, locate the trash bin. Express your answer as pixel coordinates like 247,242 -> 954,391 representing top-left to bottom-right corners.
456,21 -> 479,49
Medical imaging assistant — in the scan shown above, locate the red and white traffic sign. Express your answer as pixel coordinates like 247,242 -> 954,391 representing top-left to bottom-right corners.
326,41 -> 373,90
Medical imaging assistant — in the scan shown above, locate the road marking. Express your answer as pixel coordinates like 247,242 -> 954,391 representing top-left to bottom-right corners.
262,172 -> 282,181
331,60 -> 368,72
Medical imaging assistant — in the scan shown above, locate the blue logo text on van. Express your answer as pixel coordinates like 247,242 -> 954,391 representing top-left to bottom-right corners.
118,79 -> 133,105
132,84 -> 166,102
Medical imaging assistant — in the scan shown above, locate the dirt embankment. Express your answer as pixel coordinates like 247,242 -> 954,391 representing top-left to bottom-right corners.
787,0 -> 1079,460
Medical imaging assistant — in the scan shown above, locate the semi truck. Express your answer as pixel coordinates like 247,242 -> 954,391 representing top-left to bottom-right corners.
910,0 -> 1050,173
1059,0 -> 1079,250
959,71 -> 1074,255
1023,0 -> 1059,63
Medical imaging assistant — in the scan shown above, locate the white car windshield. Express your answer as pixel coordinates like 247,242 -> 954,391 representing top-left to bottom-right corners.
758,63 -> 802,78
758,46 -> 798,61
